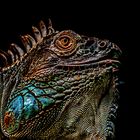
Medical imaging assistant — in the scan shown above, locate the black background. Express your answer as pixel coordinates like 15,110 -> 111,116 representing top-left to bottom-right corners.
0,1 -> 134,140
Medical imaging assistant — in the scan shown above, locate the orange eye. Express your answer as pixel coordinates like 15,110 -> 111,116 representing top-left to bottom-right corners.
55,36 -> 74,50
53,30 -> 81,56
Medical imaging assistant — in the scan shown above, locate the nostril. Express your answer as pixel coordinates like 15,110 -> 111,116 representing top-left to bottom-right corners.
98,40 -> 107,48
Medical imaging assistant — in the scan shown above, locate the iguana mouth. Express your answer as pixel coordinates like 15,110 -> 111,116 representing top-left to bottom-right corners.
58,59 -> 120,68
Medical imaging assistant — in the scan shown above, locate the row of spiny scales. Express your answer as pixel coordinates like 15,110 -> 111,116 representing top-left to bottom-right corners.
0,19 -> 56,70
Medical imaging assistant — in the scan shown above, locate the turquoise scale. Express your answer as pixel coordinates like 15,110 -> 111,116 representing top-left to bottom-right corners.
8,95 -> 23,120
4,80 -> 57,134
23,93 -> 39,120
38,97 -> 55,109
5,96 -> 23,133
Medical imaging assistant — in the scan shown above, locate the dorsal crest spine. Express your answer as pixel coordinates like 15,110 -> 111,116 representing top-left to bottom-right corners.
0,19 -> 56,71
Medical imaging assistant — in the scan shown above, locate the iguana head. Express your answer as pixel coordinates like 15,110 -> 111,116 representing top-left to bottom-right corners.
0,20 -> 122,139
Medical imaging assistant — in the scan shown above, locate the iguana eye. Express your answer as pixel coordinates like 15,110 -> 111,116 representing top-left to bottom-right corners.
55,35 -> 74,50
52,30 -> 81,56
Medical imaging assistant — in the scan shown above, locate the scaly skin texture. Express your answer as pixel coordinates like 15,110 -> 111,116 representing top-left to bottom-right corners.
0,20 -> 122,139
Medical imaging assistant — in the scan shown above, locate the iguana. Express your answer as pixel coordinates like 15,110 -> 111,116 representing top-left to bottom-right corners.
0,19 -> 122,140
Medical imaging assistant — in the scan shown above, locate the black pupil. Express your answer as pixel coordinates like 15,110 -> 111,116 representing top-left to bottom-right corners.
62,37 -> 70,46
64,38 -> 68,43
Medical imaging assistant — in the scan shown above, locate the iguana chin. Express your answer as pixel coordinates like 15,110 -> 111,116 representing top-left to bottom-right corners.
0,19 -> 122,140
